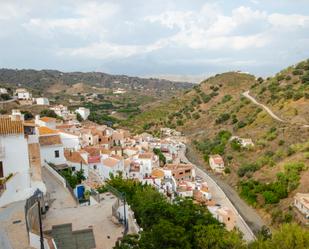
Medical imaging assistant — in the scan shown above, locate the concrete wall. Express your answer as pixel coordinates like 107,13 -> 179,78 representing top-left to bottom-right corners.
0,171 -> 35,207
44,164 -> 66,187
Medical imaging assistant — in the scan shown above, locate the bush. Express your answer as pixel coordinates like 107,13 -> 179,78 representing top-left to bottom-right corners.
292,69 -> 303,75
215,113 -> 230,124
236,121 -> 247,129
230,139 -> 241,151
40,109 -> 58,118
238,163 -> 259,177
224,168 -> 231,174
192,113 -> 200,120
221,95 -> 232,103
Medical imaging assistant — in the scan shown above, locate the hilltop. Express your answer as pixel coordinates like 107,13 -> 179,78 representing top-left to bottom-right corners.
123,60 -> 309,227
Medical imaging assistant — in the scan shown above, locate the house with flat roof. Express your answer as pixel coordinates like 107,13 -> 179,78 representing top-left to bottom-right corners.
209,155 -> 225,173
294,193 -> 309,219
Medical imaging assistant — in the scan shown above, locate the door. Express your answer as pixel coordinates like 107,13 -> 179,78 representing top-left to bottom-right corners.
0,161 -> 3,178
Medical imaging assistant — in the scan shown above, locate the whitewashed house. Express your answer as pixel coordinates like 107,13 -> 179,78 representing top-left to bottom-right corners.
59,131 -> 81,150
15,88 -> 32,100
36,97 -> 49,106
38,127 -> 66,167
10,109 -> 24,121
0,116 -> 45,207
294,193 -> 309,219
0,88 -> 8,94
75,107 -> 90,120
99,156 -> 124,180
137,152 -> 158,178
35,115 -> 57,129
209,155 -> 225,173
50,105 -> 69,119
64,150 -> 89,178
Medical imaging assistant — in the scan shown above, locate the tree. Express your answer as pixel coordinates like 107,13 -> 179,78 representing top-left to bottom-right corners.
76,112 -> 83,122
21,110 -> 34,120
195,224 -> 245,249
249,223 -> 309,249
140,220 -> 191,249
0,93 -> 11,101
40,109 -> 58,118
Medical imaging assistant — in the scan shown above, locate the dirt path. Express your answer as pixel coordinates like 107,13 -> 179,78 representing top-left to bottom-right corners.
242,91 -> 284,122
242,90 -> 309,128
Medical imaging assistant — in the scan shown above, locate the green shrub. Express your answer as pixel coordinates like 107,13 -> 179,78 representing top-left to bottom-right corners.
215,113 -> 230,124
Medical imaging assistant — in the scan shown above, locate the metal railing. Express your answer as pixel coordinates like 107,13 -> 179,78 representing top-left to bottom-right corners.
106,184 -> 128,234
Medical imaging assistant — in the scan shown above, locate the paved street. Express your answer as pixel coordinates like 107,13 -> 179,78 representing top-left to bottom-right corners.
178,143 -> 265,241
0,201 -> 33,249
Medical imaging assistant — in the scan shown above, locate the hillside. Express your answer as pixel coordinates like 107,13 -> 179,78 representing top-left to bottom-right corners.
0,68 -> 193,97
0,68 -> 193,121
124,61 -> 309,227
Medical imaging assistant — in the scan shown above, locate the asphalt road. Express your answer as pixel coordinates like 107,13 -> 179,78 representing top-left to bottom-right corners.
184,144 -> 265,237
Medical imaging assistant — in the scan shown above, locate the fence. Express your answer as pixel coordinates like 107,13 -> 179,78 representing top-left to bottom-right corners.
106,184 -> 129,235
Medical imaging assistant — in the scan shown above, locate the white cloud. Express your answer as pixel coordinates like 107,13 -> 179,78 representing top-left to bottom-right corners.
268,13 -> 309,28
23,2 -> 119,37
59,39 -> 169,59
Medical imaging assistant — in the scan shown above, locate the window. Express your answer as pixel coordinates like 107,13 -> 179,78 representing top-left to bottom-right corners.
93,165 -> 97,170
0,161 -> 3,178
99,138 -> 101,142
54,150 -> 60,158
185,170 -> 191,173
72,167 -> 76,172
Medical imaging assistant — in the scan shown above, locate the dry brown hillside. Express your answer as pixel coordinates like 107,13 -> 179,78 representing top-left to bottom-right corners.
125,63 -> 309,227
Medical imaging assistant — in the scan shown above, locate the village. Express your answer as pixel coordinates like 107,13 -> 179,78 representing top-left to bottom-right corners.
0,88 -> 308,249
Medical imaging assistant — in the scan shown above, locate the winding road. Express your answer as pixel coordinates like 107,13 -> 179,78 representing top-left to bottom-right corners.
180,144 -> 265,241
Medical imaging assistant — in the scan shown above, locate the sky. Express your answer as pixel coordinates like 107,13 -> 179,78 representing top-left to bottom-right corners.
0,0 -> 309,82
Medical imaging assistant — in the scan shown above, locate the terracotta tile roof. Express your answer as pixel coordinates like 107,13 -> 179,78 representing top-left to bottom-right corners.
64,150 -> 86,164
151,168 -> 164,178
38,126 -> 58,135
0,116 -> 24,135
88,155 -> 101,163
39,135 -> 62,146
83,147 -> 100,156
56,124 -> 74,129
138,152 -> 154,159
40,117 -> 56,123
111,154 -> 123,160
102,157 -> 119,167
124,158 -> 132,167
100,148 -> 111,155
210,155 -> 224,164
164,163 -> 193,170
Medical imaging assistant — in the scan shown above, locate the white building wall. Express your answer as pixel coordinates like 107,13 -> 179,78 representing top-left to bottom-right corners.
59,132 -> 80,150
0,134 -> 30,176
40,145 -> 66,166
36,98 -> 49,105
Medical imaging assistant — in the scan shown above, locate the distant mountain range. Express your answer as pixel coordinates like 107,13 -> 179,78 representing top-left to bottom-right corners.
0,68 -> 194,93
